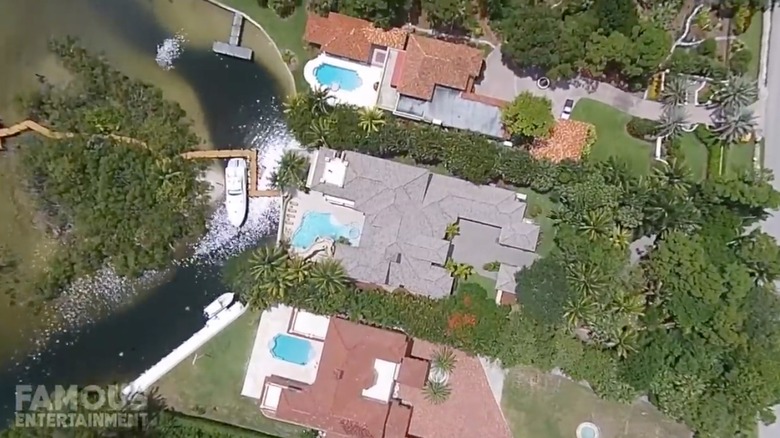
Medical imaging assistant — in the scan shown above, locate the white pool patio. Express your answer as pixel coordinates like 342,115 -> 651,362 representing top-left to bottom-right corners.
303,53 -> 383,108
240,305 -> 330,400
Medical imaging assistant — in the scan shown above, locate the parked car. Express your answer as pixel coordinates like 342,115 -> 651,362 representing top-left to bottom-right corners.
560,99 -> 574,120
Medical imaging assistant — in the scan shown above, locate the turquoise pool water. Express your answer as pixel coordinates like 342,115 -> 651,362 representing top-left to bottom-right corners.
291,211 -> 359,249
314,63 -> 362,91
580,425 -> 598,438
271,334 -> 312,366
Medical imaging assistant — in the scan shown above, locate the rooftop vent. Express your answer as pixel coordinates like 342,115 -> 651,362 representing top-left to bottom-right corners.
334,369 -> 344,380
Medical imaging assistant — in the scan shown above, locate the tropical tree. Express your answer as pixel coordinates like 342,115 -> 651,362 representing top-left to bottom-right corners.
357,107 -> 386,133
563,295 -> 598,330
283,93 -> 309,116
651,158 -> 692,195
660,75 -> 688,107
431,346 -> 457,374
609,225 -> 633,249
713,107 -> 756,144
246,245 -> 295,305
305,118 -> 333,149
423,379 -> 452,404
578,208 -> 612,241
309,258 -> 350,295
501,92 -> 555,139
309,88 -> 331,115
444,222 -> 460,241
445,260 -> 474,280
271,151 -> 309,194
712,74 -> 758,114
565,261 -> 608,297
657,106 -> 689,139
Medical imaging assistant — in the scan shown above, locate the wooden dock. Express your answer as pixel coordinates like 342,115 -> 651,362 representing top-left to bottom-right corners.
212,12 -> 253,61
0,120 -> 278,198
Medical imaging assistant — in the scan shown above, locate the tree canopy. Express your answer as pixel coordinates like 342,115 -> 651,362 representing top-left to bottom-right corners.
501,92 -> 555,140
17,38 -> 207,298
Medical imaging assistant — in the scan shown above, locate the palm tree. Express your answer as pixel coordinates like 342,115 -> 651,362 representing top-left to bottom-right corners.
607,326 -> 639,358
271,151 -> 309,193
608,225 -> 632,250
423,379 -> 452,405
249,245 -> 288,283
283,93 -> 308,116
445,260 -> 474,281
357,107 -> 386,133
651,158 -> 691,195
285,256 -> 310,286
565,261 -> 607,297
563,295 -> 598,330
305,118 -> 332,149
578,208 -> 612,241
712,75 -> 758,114
657,106 -> 689,139
431,347 -> 457,374
444,222 -> 460,241
309,88 -> 331,115
660,76 -> 688,107
713,108 -> 756,144
309,258 -> 349,294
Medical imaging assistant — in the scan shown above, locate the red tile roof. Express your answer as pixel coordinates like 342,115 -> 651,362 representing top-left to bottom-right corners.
399,340 -> 512,438
273,318 -> 412,438
304,13 -> 408,63
394,35 -> 484,101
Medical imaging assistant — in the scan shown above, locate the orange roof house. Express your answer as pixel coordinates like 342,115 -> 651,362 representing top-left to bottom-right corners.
260,317 -> 511,438
303,13 -> 509,139
304,13 -> 407,63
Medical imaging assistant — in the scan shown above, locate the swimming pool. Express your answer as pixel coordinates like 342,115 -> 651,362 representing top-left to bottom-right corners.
291,211 -> 359,249
314,64 -> 363,92
271,334 -> 312,366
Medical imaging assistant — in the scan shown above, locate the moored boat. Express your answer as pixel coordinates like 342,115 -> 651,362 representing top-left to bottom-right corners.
225,158 -> 248,227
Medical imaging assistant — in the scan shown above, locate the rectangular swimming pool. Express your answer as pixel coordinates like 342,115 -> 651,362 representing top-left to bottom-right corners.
291,211 -> 359,250
270,334 -> 312,366
314,63 -> 363,92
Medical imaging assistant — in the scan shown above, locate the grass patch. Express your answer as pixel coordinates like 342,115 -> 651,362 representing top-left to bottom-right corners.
517,187 -> 556,256
167,412 -> 284,437
155,311 -> 306,437
725,142 -> 755,175
742,12 -> 763,79
458,273 -> 497,299
677,132 -> 708,181
221,0 -> 311,91
571,99 -> 653,175
502,366 -> 691,438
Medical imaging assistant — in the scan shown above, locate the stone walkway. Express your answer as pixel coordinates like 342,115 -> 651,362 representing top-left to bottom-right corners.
475,46 -> 715,124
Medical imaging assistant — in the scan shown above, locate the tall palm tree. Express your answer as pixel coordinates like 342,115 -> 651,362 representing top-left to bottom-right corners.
271,150 -> 309,193
606,326 -> 639,358
249,245 -> 288,283
578,208 -> 612,241
309,258 -> 350,295
657,106 -> 689,139
713,107 -> 756,144
423,379 -> 452,405
565,261 -> 608,297
608,225 -> 632,250
651,158 -> 692,195
283,93 -> 309,116
563,295 -> 598,330
660,76 -> 688,107
247,246 -> 293,304
444,222 -> 460,241
712,75 -> 758,114
305,118 -> 333,150
431,347 -> 457,374
445,260 -> 474,281
285,256 -> 311,287
357,107 -> 386,133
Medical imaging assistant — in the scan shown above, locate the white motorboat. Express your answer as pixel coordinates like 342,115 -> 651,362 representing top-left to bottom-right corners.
204,292 -> 235,320
225,158 -> 248,227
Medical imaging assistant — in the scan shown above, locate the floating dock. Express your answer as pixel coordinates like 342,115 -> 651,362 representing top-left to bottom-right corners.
212,12 -> 253,61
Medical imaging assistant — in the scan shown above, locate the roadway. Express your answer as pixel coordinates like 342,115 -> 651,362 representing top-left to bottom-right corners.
760,5 -> 780,438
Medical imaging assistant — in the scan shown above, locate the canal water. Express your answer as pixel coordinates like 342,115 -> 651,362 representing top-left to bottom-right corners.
0,0 -> 293,423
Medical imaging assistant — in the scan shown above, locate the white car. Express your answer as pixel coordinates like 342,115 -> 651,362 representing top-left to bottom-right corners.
561,99 -> 575,120
225,158 -> 248,227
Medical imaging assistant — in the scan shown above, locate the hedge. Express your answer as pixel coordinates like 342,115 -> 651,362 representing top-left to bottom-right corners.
625,116 -> 658,140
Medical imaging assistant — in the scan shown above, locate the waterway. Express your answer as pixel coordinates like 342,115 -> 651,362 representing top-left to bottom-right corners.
0,0 -> 293,423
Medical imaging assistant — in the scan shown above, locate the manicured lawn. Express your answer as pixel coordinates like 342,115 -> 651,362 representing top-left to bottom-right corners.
221,0 -> 312,91
502,366 -> 692,438
154,311 -> 306,437
571,99 -> 653,175
517,187 -> 556,256
742,12 -> 764,79
678,132 -> 708,181
458,272 -> 497,299
725,142 -> 755,175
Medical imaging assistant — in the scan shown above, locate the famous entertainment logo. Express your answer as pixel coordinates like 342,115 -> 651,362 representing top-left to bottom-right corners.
14,384 -> 153,429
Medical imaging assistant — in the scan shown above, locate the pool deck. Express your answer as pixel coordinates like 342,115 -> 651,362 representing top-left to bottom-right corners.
284,191 -> 366,256
240,305 -> 325,400
303,53 -> 382,108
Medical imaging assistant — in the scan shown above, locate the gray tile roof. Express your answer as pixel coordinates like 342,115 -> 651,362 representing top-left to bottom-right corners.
310,149 -> 540,298
496,264 -> 522,294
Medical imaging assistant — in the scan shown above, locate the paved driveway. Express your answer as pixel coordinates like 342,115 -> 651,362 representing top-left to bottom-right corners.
475,47 -> 714,123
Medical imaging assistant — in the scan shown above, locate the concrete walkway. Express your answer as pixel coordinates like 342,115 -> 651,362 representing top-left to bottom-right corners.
475,46 -> 715,123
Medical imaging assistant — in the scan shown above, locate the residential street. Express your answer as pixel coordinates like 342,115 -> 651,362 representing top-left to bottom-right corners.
760,5 -> 780,438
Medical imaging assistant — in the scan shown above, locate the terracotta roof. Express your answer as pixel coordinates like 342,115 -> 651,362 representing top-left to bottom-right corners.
399,340 -> 512,438
398,357 -> 429,387
394,35 -> 484,101
304,13 -> 408,63
384,402 -> 412,438
530,120 -> 594,162
273,318 -> 411,438
500,291 -> 517,306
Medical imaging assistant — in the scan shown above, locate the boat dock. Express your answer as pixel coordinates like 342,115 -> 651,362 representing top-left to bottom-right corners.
212,12 -> 253,61
181,149 -> 279,198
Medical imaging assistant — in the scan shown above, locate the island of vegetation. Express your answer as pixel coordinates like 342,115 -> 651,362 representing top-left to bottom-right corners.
0,38 -> 209,304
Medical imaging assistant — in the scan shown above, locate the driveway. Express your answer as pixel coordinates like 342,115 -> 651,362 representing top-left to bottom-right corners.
476,47 -> 714,123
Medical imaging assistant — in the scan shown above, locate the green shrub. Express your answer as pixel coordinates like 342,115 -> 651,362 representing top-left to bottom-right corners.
729,49 -> 752,75
696,38 -> 717,57
626,117 -> 658,139
483,261 -> 501,272
707,144 -> 723,179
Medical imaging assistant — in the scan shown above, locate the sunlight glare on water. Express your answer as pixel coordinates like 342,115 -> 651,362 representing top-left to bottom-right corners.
155,32 -> 187,70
